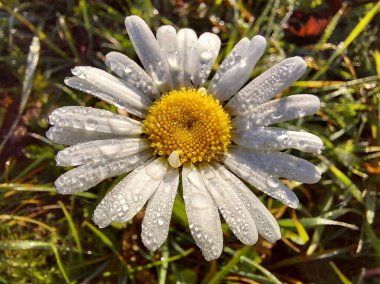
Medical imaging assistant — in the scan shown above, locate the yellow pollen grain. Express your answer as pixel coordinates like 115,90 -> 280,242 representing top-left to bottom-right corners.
143,88 -> 231,167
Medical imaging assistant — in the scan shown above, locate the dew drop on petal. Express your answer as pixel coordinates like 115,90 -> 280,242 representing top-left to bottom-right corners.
157,217 -> 166,226
266,176 -> 279,188
145,160 -> 166,180
191,193 -> 209,209
84,119 -> 98,131
200,50 -> 213,62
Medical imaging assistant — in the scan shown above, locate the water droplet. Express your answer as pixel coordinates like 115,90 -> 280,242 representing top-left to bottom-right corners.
266,176 -> 279,188
272,112 -> 282,120
191,193 -> 209,209
145,160 -> 166,180
157,217 -> 166,226
85,119 -> 98,131
124,65 -> 132,74
239,59 -> 247,68
202,168 -> 214,179
127,154 -> 139,164
200,50 -> 213,62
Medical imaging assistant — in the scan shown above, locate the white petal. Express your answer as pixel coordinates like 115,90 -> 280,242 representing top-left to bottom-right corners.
232,126 -> 324,154
56,138 -> 149,166
199,164 -> 258,245
105,51 -> 160,99
222,152 -> 299,208
193,32 -> 221,87
210,36 -> 266,101
141,166 -> 179,251
210,37 -> 250,86
226,57 -> 307,115
46,126 -> 122,145
93,157 -> 168,228
182,163 -> 223,261
55,150 -> 152,195
48,106 -> 143,135
229,147 -> 321,184
215,164 -> 281,243
178,28 -> 198,87
156,25 -> 183,89
65,67 -> 150,118
125,15 -> 172,93
232,95 -> 320,128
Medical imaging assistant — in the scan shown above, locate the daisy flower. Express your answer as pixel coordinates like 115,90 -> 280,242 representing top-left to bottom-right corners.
47,15 -> 323,260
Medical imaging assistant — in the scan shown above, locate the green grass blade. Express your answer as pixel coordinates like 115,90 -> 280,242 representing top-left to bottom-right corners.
51,243 -> 72,284
58,201 -> 83,257
241,256 -> 282,284
330,261 -> 353,284
208,246 -> 250,284
329,164 -> 363,202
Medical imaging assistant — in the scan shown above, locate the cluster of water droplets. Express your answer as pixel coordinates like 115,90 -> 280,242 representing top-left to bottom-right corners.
233,94 -> 320,131
105,51 -> 160,99
208,39 -> 249,99
216,164 -> 281,243
226,57 -> 307,116
201,165 -> 258,245
93,158 -> 168,228
182,165 -> 223,260
188,223 -> 223,261
55,138 -> 149,167
141,167 -> 179,251
46,125 -> 119,146
176,29 -> 198,88
240,149 -> 321,184
232,126 -> 324,154
49,106 -> 143,135
65,67 -> 150,118
55,150 -> 152,195
223,152 -> 299,208
125,16 -> 173,93
191,33 -> 220,87
155,25 -> 184,90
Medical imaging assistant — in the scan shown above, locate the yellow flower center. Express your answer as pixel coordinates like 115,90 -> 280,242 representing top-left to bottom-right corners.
144,88 -> 231,168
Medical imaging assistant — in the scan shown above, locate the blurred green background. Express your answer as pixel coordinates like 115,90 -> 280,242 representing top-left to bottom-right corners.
1,0 -> 380,283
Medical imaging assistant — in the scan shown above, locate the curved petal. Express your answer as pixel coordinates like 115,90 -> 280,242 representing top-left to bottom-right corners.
105,51 -> 160,99
56,138 -> 149,166
226,57 -> 307,116
232,126 -> 324,154
93,157 -> 168,228
182,163 -> 223,261
55,150 -> 152,195
210,37 -> 250,86
232,95 -> 320,128
193,32 -> 221,87
229,147 -> 321,184
125,15 -> 172,93
48,106 -> 143,135
46,126 -> 122,145
210,36 -> 266,102
65,67 -> 151,118
156,25 -> 183,89
199,164 -> 258,245
142,166 -> 179,251
222,152 -> 299,208
178,28 -> 198,87
215,164 -> 281,243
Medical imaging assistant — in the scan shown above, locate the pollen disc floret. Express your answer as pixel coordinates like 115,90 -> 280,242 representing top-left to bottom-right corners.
144,88 -> 231,167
